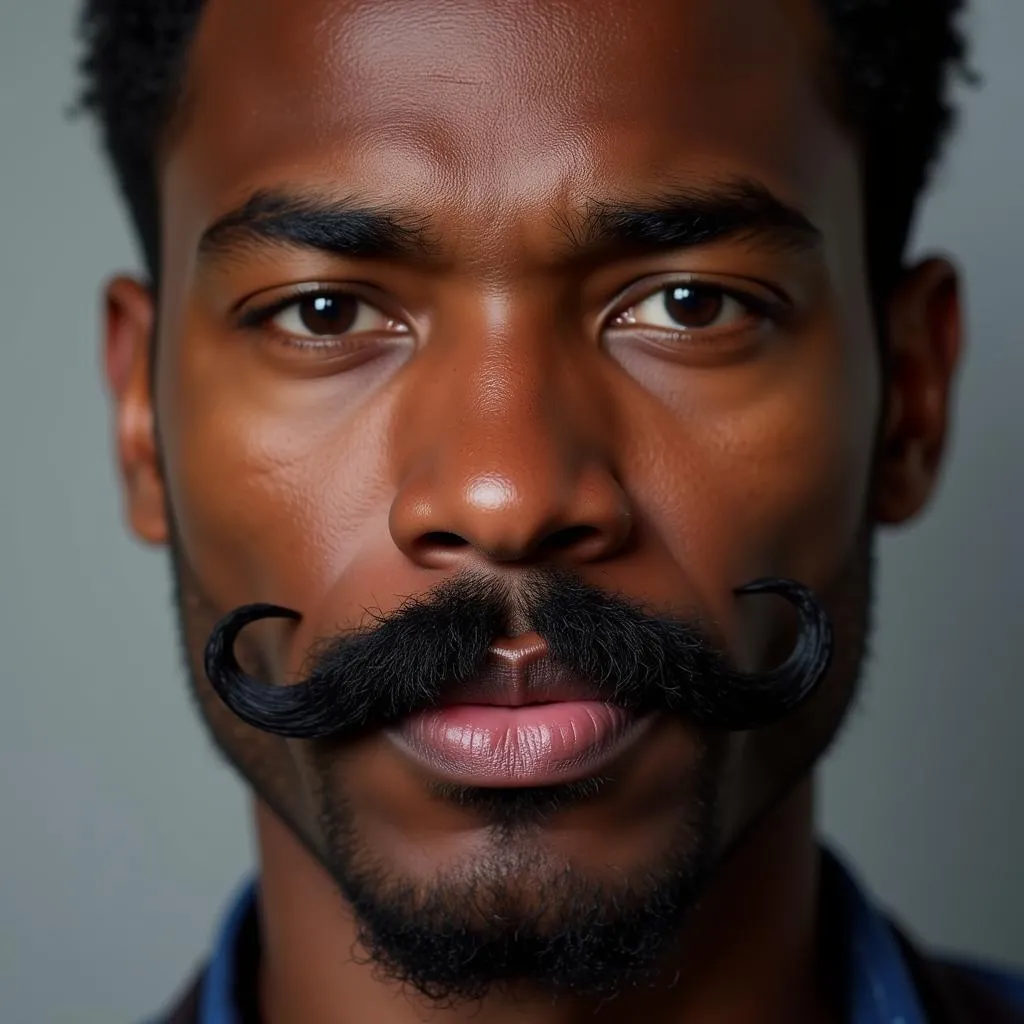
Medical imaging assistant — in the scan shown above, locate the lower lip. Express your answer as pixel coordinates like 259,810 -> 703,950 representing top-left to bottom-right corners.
386,702 -> 653,787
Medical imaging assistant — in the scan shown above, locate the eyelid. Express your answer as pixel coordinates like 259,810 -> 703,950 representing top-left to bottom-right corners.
604,273 -> 791,327
234,283 -> 407,333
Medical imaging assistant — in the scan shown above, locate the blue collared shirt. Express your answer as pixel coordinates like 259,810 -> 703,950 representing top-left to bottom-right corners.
194,851 -> 1024,1024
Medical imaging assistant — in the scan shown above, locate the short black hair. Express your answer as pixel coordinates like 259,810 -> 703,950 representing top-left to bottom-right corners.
77,0 -> 971,297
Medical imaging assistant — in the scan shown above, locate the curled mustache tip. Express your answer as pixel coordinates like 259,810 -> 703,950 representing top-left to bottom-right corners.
719,577 -> 834,730
203,577 -> 834,741
203,603 -> 318,739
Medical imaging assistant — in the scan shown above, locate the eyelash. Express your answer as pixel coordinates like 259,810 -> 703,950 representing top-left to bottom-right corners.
236,280 -> 784,350
611,282 -> 781,337
235,293 -> 416,364
237,297 -> 295,329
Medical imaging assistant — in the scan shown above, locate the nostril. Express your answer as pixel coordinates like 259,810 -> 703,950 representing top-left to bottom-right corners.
403,529 -> 474,569
537,524 -> 601,556
421,531 -> 469,549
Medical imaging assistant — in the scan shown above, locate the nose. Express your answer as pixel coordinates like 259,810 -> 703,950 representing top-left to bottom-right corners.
389,341 -> 634,569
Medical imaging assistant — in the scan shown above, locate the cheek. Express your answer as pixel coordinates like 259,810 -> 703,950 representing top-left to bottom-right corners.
156,317 -> 399,617
625,312 -> 881,634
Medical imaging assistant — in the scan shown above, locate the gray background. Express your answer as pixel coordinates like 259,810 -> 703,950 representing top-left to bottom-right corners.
1,1 -> 1021,1021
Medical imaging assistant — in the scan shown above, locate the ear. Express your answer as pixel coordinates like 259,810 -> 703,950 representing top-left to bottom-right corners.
872,258 -> 964,525
103,276 -> 168,545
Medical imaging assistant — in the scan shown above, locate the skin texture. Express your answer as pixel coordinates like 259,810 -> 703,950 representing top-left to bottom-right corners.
102,0 -> 963,1020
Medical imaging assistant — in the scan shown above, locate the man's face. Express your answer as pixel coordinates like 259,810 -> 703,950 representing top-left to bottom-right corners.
105,0 -> 960,1002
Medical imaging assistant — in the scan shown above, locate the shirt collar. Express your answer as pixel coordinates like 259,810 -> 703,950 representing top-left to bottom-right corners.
198,848 -> 926,1024
200,876 -> 256,1024
827,849 -> 927,1024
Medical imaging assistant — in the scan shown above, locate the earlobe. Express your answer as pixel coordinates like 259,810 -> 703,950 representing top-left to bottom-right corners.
103,276 -> 168,545
872,258 -> 963,526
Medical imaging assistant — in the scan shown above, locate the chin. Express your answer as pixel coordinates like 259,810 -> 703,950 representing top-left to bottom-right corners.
293,732 -> 725,1004
313,716 -> 718,868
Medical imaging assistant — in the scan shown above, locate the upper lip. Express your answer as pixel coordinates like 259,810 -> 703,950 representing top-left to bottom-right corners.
440,635 -> 603,707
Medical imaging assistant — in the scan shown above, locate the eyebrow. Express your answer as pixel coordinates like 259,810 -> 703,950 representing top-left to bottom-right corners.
197,177 -> 821,268
198,190 -> 438,265
560,178 -> 823,258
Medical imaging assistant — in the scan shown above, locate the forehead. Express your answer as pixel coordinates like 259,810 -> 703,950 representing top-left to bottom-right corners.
165,0 -> 854,259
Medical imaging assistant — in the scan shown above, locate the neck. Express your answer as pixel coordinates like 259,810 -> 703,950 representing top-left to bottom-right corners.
254,778 -> 837,1024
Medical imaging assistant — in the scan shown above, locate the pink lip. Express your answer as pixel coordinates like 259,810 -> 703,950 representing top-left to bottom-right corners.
386,701 -> 654,787
384,633 -> 653,786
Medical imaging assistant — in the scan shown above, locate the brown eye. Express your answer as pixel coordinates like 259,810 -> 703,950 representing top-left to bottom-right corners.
617,283 -> 754,334
295,294 -> 359,335
662,285 -> 725,328
268,292 -> 401,340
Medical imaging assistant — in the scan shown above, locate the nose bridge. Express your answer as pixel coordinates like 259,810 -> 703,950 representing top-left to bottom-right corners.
389,309 -> 632,566
460,335 -> 579,480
